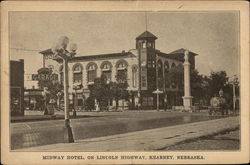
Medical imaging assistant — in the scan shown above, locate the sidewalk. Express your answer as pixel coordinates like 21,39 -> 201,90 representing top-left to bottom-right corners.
16,116 -> 239,151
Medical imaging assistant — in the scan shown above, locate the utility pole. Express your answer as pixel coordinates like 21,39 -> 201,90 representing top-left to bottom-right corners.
63,59 -> 70,121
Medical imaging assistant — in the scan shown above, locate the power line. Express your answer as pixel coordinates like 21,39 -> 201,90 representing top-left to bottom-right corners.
10,47 -> 43,52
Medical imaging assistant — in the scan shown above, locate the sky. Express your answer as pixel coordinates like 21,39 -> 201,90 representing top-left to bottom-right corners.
9,11 -> 240,88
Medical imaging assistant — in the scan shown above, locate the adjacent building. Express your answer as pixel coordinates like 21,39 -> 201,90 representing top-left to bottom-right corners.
40,31 -> 198,110
10,59 -> 25,115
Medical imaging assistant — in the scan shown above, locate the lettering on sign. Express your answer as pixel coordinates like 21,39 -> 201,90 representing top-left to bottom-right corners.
32,74 -> 58,81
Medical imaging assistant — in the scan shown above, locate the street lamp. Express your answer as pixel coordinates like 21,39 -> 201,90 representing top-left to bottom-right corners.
51,36 -> 77,143
229,75 -> 238,114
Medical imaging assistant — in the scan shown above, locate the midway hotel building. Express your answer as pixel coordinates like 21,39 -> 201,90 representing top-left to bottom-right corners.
40,31 -> 198,110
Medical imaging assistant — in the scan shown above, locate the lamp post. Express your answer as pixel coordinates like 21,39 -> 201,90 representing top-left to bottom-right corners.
51,36 -> 77,143
230,75 -> 238,113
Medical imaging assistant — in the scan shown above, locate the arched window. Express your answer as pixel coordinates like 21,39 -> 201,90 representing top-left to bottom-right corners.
86,62 -> 97,83
164,61 -> 170,88
157,59 -> 163,88
72,63 -> 83,84
59,65 -> 63,83
116,59 -> 128,82
100,61 -> 112,81
171,63 -> 177,88
132,65 -> 138,88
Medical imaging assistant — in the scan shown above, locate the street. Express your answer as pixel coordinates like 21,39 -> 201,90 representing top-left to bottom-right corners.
11,110 -> 225,150
14,115 -> 239,151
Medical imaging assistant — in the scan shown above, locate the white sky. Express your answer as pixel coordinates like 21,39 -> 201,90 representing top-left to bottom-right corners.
9,12 -> 240,88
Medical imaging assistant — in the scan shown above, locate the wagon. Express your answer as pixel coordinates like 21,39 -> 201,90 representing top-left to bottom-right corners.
208,96 -> 228,116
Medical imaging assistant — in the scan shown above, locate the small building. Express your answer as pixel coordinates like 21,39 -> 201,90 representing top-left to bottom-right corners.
24,88 -> 43,110
40,31 -> 198,110
10,59 -> 25,116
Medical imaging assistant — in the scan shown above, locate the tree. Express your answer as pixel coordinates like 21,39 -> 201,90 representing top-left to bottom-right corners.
115,69 -> 130,110
166,65 -> 210,105
190,69 -> 207,104
208,71 -> 229,98
37,67 -> 63,111
89,74 -> 110,111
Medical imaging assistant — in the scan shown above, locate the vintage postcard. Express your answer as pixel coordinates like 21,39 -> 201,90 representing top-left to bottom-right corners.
1,1 -> 249,164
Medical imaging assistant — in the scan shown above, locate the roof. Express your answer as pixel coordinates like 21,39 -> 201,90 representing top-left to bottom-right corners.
136,31 -> 158,40
169,48 -> 198,56
40,49 -> 53,55
39,49 -> 135,62
155,48 -> 198,63
71,52 -> 135,61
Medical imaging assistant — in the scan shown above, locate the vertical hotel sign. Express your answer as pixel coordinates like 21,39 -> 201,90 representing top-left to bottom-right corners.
141,49 -> 147,90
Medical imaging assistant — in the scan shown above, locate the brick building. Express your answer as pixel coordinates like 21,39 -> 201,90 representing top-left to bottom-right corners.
40,31 -> 198,110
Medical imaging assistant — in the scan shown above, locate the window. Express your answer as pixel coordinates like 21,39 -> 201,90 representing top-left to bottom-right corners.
116,60 -> 128,82
87,63 -> 97,83
73,64 -> 83,83
73,73 -> 82,83
164,61 -> 170,72
101,61 -> 112,81
157,60 -> 163,88
117,62 -> 126,70
164,61 -> 170,88
132,66 -> 138,88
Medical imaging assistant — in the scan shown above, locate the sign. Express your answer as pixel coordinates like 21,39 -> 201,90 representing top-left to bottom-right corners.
44,53 -> 59,60
32,74 -> 58,81
153,89 -> 164,94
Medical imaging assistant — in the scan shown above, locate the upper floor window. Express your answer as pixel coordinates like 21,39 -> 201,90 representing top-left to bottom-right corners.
116,60 -> 128,82
132,65 -> 138,88
157,60 -> 163,88
72,64 -> 83,84
164,61 -> 170,88
101,61 -> 112,81
87,62 -> 97,83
